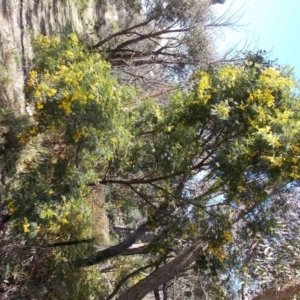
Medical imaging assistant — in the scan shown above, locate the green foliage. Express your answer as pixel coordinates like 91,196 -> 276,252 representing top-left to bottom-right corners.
2,33 -> 135,298
2,30 -> 300,299
9,33 -> 135,241
0,108 -> 30,185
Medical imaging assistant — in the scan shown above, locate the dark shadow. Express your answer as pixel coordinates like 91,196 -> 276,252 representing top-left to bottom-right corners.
25,9 -> 33,33
33,0 -> 40,16
1,0 -> 10,19
40,17 -> 46,35
95,0 -> 107,19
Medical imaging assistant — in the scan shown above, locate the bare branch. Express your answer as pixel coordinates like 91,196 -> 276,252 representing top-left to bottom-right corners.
91,15 -> 158,49
74,222 -> 149,268
113,27 -> 190,52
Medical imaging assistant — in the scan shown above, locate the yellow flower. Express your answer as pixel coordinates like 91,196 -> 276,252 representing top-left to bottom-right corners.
27,70 -> 38,88
65,50 -> 74,58
196,72 -> 212,103
36,100 -> 44,110
51,37 -> 59,45
5,200 -> 17,214
58,99 -> 72,115
291,157 -> 298,164
154,107 -> 163,120
29,70 -> 38,79
237,185 -> 245,192
23,218 -> 30,233
73,132 -> 81,142
110,137 -> 117,145
63,90 -> 70,98
46,89 -> 57,97
211,101 -> 230,120
29,127 -> 39,135
68,33 -> 78,44
223,230 -> 233,243
34,90 -> 42,98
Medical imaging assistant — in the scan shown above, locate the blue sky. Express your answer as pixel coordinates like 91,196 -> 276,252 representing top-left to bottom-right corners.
212,0 -> 300,79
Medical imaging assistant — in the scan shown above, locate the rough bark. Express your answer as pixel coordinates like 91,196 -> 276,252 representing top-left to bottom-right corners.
116,239 -> 205,300
251,282 -> 300,300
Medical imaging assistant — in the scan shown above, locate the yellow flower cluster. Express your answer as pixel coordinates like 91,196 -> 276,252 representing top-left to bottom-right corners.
29,126 -> 39,135
249,88 -> 274,107
59,202 -> 71,225
27,70 -> 38,89
290,165 -> 300,179
65,50 -> 74,58
33,34 -> 59,48
4,197 -> 17,214
222,230 -> 233,243
154,107 -> 163,120
46,88 -> 57,97
208,246 -> 228,262
36,100 -> 44,110
207,230 -> 233,262
218,66 -> 243,87
59,99 -> 72,115
259,67 -> 295,89
23,218 -> 30,233
263,155 -> 283,167
256,126 -> 282,147
31,80 -> 57,111
212,101 -> 230,120
71,90 -> 88,104
73,130 -> 89,142
68,33 -> 78,45
196,71 -> 211,104
25,32 -> 118,154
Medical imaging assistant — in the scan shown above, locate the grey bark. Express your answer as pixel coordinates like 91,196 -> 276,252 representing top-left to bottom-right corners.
116,239 -> 205,300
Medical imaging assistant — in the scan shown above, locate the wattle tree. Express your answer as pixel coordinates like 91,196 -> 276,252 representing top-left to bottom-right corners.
1,33 -> 300,299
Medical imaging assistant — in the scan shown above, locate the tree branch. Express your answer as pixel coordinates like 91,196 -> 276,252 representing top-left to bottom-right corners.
43,238 -> 94,248
74,222 -> 148,268
91,16 -> 157,49
112,27 -> 189,52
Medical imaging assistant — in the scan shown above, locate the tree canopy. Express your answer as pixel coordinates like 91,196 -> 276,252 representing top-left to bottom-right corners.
1,31 -> 300,300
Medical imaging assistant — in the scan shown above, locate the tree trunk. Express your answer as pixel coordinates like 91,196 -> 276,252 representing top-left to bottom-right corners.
116,239 -> 205,300
116,202 -> 267,300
